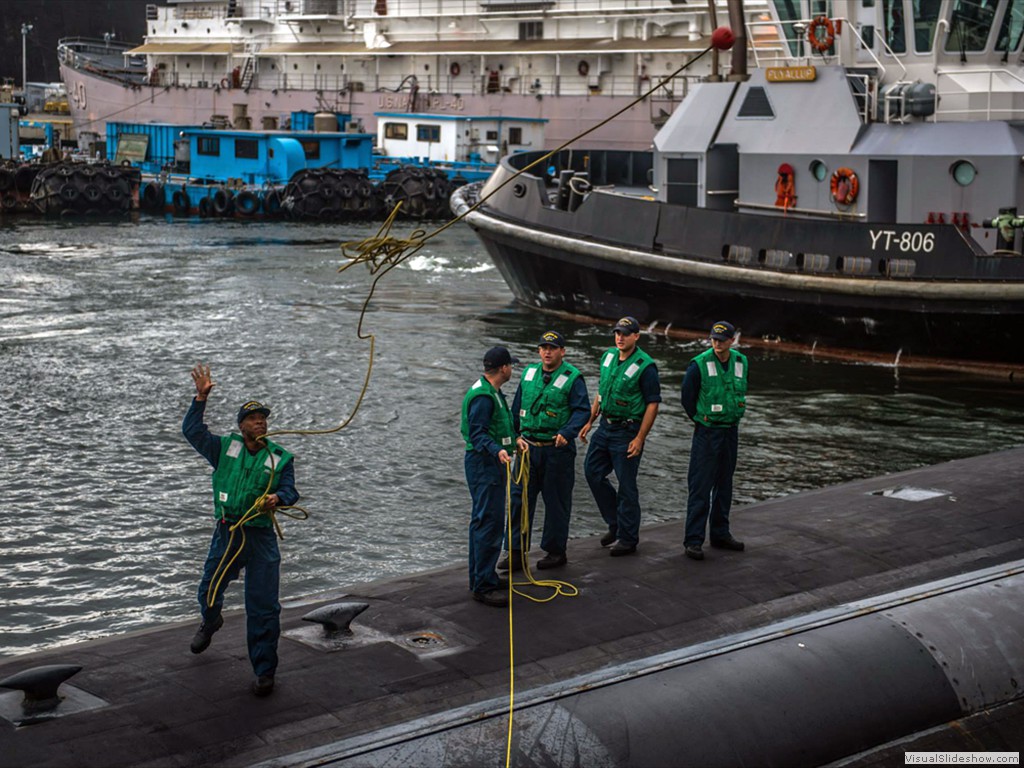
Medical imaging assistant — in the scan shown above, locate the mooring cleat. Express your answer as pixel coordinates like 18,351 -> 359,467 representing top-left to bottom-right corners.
0,664 -> 83,714
301,602 -> 370,635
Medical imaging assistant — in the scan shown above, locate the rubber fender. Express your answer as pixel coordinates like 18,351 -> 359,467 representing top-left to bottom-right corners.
1,192 -> 17,210
197,196 -> 212,218
172,189 -> 191,215
263,189 -> 282,216
142,182 -> 163,211
83,184 -> 103,204
0,169 -> 13,192
60,184 -> 80,203
14,166 -> 37,194
212,188 -> 234,216
236,189 -> 260,216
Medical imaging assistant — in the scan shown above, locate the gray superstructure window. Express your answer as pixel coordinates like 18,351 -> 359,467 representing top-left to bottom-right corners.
737,87 -> 775,118
882,0 -> 906,53
913,1 -> 944,52
995,0 -> 1024,53
945,0 -> 997,53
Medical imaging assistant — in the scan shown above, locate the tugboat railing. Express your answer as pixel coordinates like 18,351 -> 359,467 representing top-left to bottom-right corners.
735,199 -> 866,220
933,67 -> 1024,122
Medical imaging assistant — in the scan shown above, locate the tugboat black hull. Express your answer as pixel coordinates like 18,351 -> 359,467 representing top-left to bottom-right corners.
459,153 -> 1024,372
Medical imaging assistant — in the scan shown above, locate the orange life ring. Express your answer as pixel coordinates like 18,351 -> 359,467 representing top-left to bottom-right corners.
449,61 -> 460,77
578,60 -> 590,77
807,16 -> 835,53
830,167 -> 859,206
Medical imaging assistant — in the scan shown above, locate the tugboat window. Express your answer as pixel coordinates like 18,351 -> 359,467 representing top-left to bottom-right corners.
197,137 -> 220,156
945,0 -> 997,53
384,123 -> 408,140
416,124 -> 440,142
952,160 -> 977,186
235,139 -> 258,159
912,0 -> 943,52
882,0 -> 906,53
301,140 -> 320,160
995,0 -> 1024,53
810,160 -> 828,181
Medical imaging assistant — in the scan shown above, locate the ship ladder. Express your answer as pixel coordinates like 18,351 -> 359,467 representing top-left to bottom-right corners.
240,56 -> 256,92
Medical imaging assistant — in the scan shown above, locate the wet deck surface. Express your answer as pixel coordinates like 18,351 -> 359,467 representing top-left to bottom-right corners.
3,448 -> 1024,767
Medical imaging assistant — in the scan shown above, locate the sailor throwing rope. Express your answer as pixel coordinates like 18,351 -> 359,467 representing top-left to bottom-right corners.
182,363 -> 300,697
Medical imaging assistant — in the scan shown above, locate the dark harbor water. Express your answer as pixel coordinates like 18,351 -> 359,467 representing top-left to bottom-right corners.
1,216 -> 1022,657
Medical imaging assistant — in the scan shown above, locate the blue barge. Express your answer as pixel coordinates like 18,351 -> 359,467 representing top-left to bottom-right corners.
107,111 -> 522,221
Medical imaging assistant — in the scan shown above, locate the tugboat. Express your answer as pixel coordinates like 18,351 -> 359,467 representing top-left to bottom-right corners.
455,0 -> 1024,373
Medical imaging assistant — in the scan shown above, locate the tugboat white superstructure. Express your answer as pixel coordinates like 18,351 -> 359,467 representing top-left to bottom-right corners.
457,0 -> 1024,372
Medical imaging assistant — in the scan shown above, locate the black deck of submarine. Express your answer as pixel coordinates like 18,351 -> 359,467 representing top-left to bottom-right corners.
3,448 -> 1024,767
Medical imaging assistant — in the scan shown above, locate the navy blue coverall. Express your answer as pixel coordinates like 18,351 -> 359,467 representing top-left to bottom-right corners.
183,398 -> 298,678
681,361 -> 741,548
464,393 -> 511,594
584,365 -> 661,547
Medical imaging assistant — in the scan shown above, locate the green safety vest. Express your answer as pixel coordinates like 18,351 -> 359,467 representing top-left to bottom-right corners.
210,434 -> 294,527
598,346 -> 654,421
692,346 -> 748,426
518,361 -> 581,439
461,376 -> 516,454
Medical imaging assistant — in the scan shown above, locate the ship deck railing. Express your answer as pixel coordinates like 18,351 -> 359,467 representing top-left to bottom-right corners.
110,67 -> 703,101
171,0 -> 757,23
933,67 -> 1024,121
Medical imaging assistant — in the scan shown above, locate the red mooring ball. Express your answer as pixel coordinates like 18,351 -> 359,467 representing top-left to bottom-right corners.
711,26 -> 736,51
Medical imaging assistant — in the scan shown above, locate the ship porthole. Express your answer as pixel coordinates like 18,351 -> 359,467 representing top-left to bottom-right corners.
578,60 -> 590,77
951,160 -> 976,186
810,160 -> 827,182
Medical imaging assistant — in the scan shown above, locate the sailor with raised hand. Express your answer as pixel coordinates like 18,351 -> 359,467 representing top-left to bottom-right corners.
182,363 -> 299,697
680,321 -> 748,561
500,330 -> 590,573
460,346 -> 518,607
580,317 -> 661,556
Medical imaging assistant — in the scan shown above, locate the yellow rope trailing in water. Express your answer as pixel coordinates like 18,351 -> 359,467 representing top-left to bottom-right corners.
263,46 -> 715,445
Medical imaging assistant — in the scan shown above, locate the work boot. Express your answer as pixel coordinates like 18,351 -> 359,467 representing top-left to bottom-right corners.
685,545 -> 705,561
496,552 -> 524,572
710,535 -> 745,551
473,590 -> 509,607
609,542 -> 637,557
189,614 -> 224,654
252,674 -> 275,697
536,552 -> 567,570
600,529 -> 618,547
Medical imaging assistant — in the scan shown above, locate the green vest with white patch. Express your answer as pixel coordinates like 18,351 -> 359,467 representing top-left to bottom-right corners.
210,434 -> 294,527
518,361 -> 581,439
461,376 -> 516,454
692,347 -> 748,426
598,346 -> 654,421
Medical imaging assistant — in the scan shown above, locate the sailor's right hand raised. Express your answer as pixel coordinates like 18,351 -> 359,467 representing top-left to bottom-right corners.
191,363 -> 215,401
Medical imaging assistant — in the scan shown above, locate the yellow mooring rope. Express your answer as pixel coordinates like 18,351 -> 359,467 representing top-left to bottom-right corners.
205,43 -> 717,758
502,445 -> 581,766
204,444 -> 311,608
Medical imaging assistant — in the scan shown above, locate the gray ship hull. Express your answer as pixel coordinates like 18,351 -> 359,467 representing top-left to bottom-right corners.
3,449 -> 1024,766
